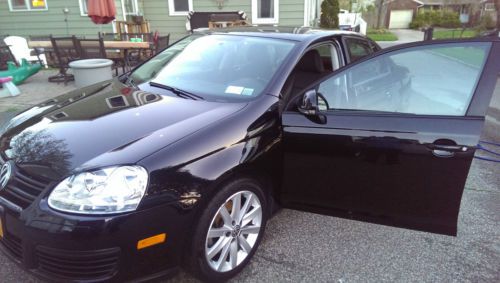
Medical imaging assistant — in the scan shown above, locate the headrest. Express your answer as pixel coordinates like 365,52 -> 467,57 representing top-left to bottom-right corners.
296,49 -> 324,73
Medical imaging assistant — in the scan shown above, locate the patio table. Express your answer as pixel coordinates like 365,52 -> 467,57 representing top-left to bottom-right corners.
28,40 -> 152,71
28,40 -> 151,50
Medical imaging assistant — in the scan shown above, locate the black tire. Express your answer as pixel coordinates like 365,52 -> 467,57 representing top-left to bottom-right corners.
186,178 -> 268,282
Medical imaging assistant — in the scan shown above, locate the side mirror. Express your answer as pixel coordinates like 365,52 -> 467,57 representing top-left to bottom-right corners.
298,89 -> 319,116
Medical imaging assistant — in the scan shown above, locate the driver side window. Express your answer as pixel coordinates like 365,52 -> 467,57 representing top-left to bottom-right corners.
316,42 -> 491,116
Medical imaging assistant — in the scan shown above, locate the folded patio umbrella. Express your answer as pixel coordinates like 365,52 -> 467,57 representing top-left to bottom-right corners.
88,0 -> 116,25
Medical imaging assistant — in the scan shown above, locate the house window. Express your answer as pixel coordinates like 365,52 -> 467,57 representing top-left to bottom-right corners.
485,3 -> 495,11
8,0 -> 48,11
122,0 -> 139,15
168,0 -> 193,16
252,0 -> 279,24
79,0 -> 89,16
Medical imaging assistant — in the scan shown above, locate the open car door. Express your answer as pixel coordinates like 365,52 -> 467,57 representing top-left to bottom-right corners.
281,39 -> 499,236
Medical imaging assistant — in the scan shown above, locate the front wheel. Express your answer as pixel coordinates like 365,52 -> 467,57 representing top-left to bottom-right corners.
186,178 -> 268,282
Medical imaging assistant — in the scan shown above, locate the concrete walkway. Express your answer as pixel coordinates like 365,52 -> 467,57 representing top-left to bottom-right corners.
0,70 -> 76,114
377,28 -> 424,48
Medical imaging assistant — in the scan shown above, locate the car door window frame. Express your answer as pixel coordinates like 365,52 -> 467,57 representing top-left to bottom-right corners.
284,38 -> 500,118
279,38 -> 344,102
310,41 -> 343,72
342,36 -> 376,63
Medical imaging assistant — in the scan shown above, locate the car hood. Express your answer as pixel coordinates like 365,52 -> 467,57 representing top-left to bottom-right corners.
0,79 -> 247,180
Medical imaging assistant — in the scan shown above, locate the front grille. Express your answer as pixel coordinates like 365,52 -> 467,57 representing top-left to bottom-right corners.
0,232 -> 23,261
0,157 -> 51,209
36,246 -> 120,281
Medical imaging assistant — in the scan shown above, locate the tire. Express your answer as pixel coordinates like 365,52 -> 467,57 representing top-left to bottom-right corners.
186,178 -> 268,282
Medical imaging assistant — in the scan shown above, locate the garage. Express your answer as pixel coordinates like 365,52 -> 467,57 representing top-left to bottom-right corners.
389,10 -> 414,29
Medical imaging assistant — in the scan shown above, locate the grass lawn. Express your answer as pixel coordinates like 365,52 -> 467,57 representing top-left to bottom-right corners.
367,29 -> 398,41
432,29 -> 478,39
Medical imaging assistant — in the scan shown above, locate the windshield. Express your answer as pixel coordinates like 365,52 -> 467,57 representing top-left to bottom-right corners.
130,34 -> 296,101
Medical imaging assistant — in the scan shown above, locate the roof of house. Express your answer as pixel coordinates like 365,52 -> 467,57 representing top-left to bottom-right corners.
417,0 -> 479,5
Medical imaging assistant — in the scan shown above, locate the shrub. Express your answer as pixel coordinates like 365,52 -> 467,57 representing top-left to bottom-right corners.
320,0 -> 340,29
439,10 -> 461,28
478,15 -> 496,30
409,9 -> 461,29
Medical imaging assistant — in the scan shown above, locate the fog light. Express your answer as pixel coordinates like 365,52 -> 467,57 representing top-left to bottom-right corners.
137,233 -> 166,250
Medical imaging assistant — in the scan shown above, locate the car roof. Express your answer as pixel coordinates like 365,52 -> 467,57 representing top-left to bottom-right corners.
193,26 -> 365,42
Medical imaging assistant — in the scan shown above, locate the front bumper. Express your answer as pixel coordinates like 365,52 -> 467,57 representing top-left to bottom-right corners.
0,197 -> 193,282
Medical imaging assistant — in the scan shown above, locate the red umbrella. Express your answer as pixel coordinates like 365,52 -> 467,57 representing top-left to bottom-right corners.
88,0 -> 116,24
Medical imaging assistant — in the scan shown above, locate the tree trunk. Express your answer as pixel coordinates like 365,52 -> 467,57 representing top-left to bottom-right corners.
376,0 -> 384,29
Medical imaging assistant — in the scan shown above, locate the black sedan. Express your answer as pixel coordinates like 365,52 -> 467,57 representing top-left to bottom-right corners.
0,27 -> 498,282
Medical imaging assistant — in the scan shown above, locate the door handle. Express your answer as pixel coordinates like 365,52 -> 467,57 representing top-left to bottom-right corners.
428,144 -> 467,152
426,140 -> 468,158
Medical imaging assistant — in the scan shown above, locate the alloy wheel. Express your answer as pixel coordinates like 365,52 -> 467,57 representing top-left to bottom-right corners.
205,190 -> 262,272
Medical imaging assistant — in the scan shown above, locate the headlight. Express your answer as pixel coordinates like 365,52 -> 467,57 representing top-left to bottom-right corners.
48,166 -> 148,215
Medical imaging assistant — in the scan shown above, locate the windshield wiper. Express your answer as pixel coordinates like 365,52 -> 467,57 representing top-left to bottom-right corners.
120,72 -> 138,89
149,81 -> 204,100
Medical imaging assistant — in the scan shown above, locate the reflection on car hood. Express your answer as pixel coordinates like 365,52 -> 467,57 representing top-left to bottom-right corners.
0,79 -> 247,180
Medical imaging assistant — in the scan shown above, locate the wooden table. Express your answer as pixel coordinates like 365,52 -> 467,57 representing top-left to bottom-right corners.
28,40 -> 151,50
28,40 -> 152,71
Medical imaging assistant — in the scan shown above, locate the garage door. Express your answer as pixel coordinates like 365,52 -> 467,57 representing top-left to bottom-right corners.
389,10 -> 413,29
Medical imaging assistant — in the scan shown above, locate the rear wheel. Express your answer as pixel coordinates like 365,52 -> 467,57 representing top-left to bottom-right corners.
187,178 -> 268,282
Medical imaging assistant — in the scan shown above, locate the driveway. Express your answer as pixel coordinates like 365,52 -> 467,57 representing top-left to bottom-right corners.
377,29 -> 424,49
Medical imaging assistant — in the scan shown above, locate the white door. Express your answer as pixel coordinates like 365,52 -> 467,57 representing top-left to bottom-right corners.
303,0 -> 318,27
389,10 -> 413,29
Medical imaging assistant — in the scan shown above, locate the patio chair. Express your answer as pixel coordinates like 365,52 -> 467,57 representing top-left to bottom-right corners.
49,35 -> 82,84
154,34 -> 170,55
3,36 -> 47,67
121,33 -> 154,70
98,32 -> 127,76
79,37 -> 106,59
29,35 -> 52,68
98,32 -> 120,41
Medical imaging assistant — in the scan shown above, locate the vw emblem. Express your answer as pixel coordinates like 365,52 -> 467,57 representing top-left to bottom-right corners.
0,162 -> 12,190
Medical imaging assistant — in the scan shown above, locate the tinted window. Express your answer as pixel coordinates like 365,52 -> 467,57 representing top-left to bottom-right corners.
314,44 -> 338,72
317,42 -> 491,116
345,38 -> 373,62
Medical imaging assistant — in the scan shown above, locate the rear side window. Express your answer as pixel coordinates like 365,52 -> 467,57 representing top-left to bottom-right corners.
317,42 -> 491,116
345,38 -> 373,62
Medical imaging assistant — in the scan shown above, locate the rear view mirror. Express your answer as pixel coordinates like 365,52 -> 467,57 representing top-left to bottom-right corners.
298,89 -> 319,116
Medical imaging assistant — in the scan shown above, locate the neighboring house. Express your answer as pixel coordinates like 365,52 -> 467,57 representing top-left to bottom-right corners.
379,0 -> 486,29
417,0 -> 478,12
480,0 -> 498,24
0,0 -> 322,42
380,0 -> 422,29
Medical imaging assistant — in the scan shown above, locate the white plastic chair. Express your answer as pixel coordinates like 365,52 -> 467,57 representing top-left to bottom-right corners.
3,36 -> 47,67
